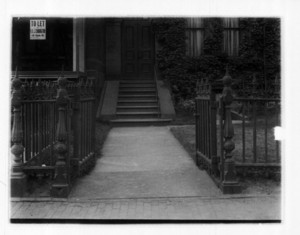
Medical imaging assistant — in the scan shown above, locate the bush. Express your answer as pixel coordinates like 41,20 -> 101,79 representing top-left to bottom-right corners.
177,98 -> 195,113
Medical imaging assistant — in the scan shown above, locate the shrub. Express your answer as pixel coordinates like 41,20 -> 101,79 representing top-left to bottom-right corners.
177,98 -> 196,113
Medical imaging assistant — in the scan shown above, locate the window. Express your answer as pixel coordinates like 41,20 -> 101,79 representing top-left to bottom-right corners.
223,18 -> 240,56
12,18 -> 73,71
186,18 -> 205,57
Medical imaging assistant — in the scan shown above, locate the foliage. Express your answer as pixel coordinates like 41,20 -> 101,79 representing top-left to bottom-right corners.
153,18 -> 281,111
239,18 -> 281,89
177,98 -> 196,113
203,18 -> 223,55
153,18 -> 192,104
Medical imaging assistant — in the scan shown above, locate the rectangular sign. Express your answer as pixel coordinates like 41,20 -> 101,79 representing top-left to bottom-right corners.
30,19 -> 46,40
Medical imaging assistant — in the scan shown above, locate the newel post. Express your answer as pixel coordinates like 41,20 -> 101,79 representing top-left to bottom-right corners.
51,74 -> 70,197
71,80 -> 81,179
11,70 -> 27,197
220,68 -> 241,194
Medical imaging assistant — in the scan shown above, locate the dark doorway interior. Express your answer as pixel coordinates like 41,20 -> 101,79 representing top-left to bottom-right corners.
122,19 -> 154,80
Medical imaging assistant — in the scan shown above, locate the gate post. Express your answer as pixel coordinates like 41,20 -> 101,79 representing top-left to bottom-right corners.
11,70 -> 27,197
70,80 -> 81,179
51,74 -> 70,197
194,97 -> 200,166
220,68 -> 241,194
210,89 -> 218,176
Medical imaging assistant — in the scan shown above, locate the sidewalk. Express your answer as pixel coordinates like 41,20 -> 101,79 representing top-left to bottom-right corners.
11,195 -> 280,220
10,126 -> 281,221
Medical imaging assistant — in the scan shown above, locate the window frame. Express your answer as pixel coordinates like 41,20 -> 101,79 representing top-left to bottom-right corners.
185,18 -> 206,57
223,18 -> 241,57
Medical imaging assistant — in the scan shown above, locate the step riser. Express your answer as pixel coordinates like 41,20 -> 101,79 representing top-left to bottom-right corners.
120,80 -> 154,84
111,121 -> 170,127
117,107 -> 159,112
120,85 -> 155,88
119,88 -> 156,92
116,114 -> 160,119
118,96 -> 157,101
119,91 -> 156,95
120,84 -> 156,88
118,101 -> 158,106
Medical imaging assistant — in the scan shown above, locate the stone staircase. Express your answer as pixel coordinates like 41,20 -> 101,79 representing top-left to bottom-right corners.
110,80 -> 172,126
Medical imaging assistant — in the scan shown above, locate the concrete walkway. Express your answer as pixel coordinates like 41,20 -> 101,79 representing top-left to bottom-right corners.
11,126 -> 281,221
69,126 -> 221,199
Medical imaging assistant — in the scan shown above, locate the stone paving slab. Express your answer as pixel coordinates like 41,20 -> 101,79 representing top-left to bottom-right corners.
10,196 -> 281,220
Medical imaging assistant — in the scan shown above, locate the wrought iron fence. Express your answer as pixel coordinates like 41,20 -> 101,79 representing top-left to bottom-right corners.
20,80 -> 57,172
195,84 -> 218,177
195,69 -> 281,194
71,79 -> 96,177
10,71 -> 96,197
231,98 -> 280,165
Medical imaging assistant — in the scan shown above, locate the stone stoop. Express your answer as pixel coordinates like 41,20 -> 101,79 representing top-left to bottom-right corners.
110,80 -> 172,126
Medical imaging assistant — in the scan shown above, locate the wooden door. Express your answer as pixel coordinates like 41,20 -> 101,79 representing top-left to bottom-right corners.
122,20 -> 154,80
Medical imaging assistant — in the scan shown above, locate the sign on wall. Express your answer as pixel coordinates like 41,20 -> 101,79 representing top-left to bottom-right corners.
30,19 -> 46,40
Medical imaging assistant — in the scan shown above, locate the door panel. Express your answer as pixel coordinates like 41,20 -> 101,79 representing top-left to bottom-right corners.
137,23 -> 153,79
123,22 -> 137,79
122,20 -> 154,80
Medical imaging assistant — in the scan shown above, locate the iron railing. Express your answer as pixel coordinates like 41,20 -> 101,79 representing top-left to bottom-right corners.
10,71 -> 96,197
195,70 -> 281,194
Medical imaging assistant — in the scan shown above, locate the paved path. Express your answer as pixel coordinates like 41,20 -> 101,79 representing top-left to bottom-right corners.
10,126 -> 281,221
69,126 -> 221,199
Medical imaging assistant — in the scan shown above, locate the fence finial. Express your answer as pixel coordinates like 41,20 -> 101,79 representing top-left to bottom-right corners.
11,68 -> 26,197
222,65 -> 232,87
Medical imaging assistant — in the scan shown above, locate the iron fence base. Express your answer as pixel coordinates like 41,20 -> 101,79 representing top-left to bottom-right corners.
50,184 -> 70,198
11,174 -> 27,197
219,181 -> 242,194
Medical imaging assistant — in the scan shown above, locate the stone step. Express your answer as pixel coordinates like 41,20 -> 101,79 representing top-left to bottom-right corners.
120,83 -> 156,88
117,100 -> 158,106
110,118 -> 172,127
117,106 -> 159,112
116,111 -> 160,119
119,91 -> 157,96
118,94 -> 157,100
120,80 -> 155,84
119,87 -> 157,92
116,79 -> 163,124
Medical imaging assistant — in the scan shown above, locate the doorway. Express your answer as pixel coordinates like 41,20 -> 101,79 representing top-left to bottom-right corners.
122,19 -> 154,80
